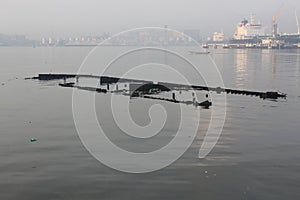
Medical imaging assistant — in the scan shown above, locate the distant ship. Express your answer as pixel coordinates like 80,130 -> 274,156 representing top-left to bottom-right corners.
231,15 -> 266,44
230,14 -> 300,47
234,16 -> 265,40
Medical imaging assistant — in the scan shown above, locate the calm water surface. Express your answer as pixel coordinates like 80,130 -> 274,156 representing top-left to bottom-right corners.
0,47 -> 299,199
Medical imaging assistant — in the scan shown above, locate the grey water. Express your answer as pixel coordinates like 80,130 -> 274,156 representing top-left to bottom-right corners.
0,47 -> 300,199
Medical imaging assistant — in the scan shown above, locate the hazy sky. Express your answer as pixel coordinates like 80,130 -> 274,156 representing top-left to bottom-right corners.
1,0 -> 300,39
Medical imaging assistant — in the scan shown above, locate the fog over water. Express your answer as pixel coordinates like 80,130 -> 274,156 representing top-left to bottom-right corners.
1,0 -> 300,38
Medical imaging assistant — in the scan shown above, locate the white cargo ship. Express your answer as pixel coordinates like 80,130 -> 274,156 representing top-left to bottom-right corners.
233,15 -> 265,40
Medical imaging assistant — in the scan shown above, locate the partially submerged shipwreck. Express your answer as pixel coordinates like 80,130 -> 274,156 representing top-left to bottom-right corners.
28,73 -> 287,109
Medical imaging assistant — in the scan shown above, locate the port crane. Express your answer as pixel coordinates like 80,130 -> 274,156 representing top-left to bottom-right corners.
272,3 -> 284,38
295,10 -> 300,35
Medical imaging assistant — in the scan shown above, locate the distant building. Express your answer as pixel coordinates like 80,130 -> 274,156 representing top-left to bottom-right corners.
213,32 -> 224,42
41,38 -> 46,45
0,34 -> 34,46
48,37 -> 53,45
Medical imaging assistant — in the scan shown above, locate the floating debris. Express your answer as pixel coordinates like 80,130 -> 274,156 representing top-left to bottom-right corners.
30,138 -> 37,142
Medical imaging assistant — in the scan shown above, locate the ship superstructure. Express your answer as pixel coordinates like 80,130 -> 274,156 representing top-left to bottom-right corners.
234,15 -> 265,40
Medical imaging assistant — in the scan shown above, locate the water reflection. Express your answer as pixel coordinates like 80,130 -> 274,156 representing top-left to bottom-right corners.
233,49 -> 282,89
270,50 -> 278,79
296,50 -> 300,80
234,49 -> 248,88
260,49 -> 278,80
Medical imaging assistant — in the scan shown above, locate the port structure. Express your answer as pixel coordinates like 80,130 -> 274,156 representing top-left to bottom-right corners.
272,3 -> 284,38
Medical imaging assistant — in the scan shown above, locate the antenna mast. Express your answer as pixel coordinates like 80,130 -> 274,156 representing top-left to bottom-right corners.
295,10 -> 300,34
